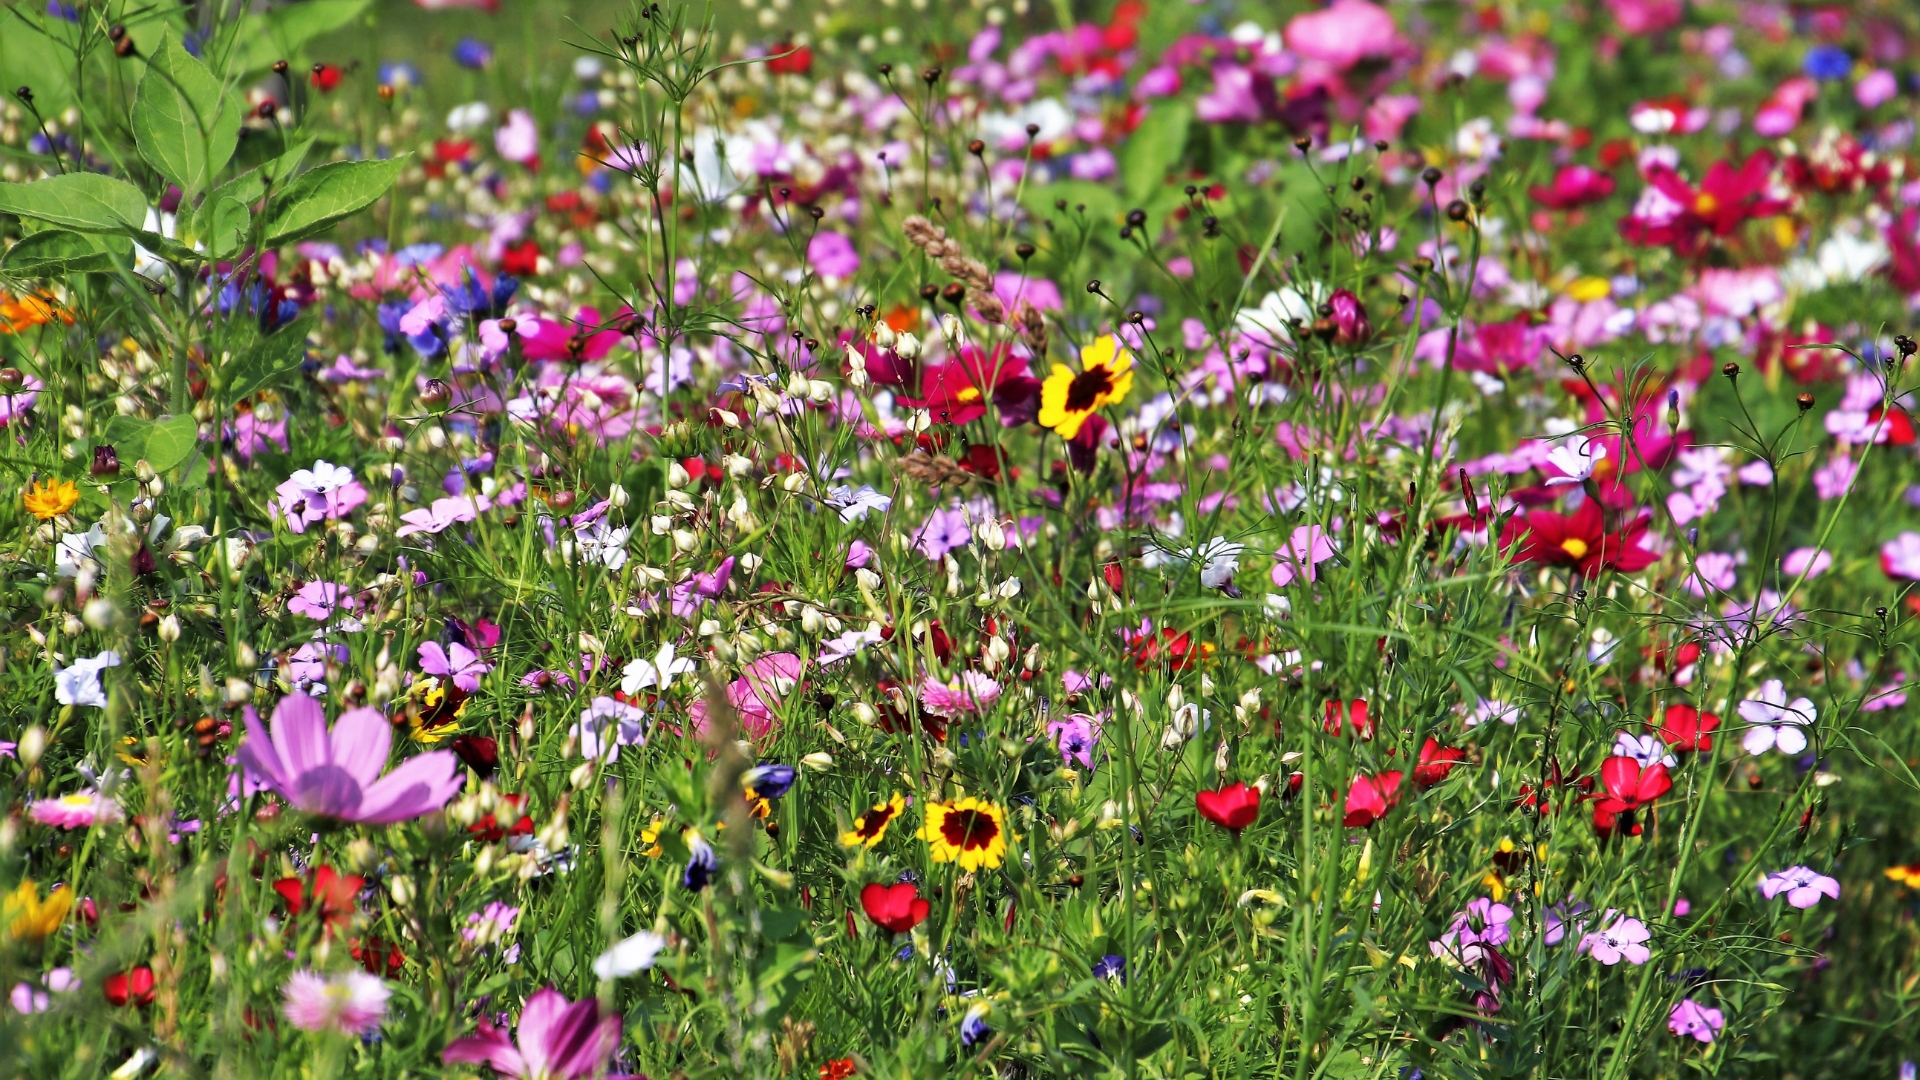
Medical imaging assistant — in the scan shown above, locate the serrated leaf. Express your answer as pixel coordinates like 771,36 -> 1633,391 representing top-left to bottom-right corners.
224,317 -> 313,401
262,155 -> 407,246
133,37 -> 241,196
1121,100 -> 1191,204
2,229 -> 129,274
0,173 -> 148,233
143,414 -> 200,475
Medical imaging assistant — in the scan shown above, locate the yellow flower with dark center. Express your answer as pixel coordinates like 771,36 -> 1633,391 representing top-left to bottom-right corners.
1037,335 -> 1134,439
408,678 -> 468,744
23,478 -> 78,520
919,796 -> 1010,871
840,793 -> 905,849
4,880 -> 71,942
1887,863 -> 1920,888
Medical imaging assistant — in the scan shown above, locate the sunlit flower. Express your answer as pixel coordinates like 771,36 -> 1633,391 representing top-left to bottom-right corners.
841,793 -> 906,848
3,881 -> 72,941
920,797 -> 1010,871
28,790 -> 121,829
23,478 -> 78,520
1037,335 -> 1134,439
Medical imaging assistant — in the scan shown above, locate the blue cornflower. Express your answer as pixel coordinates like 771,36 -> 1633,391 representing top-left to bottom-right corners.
378,61 -> 423,90
683,833 -> 717,891
453,38 -> 494,70
744,763 -> 797,799
1803,45 -> 1851,81
1091,954 -> 1127,982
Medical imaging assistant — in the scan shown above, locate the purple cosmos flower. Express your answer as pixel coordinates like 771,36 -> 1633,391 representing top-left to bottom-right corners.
1046,713 -> 1102,768
668,556 -> 735,618
1667,998 -> 1725,1043
418,641 -> 492,692
235,693 -> 463,823
1578,911 -> 1652,966
442,988 -> 621,1080
1759,865 -> 1840,909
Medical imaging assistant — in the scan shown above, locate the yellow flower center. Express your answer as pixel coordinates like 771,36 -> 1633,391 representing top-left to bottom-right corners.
1694,193 -> 1719,215
1561,538 -> 1589,560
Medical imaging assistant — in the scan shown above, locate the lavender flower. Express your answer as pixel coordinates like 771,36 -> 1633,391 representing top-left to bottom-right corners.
235,693 -> 463,824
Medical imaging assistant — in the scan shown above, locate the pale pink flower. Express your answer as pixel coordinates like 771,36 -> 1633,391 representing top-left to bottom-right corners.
919,672 -> 1003,717
1759,865 -> 1839,909
281,969 -> 390,1036
1285,0 -> 1403,70
28,790 -> 122,829
1271,524 -> 1336,587
1578,911 -> 1651,966
1881,532 -> 1920,580
494,109 -> 540,165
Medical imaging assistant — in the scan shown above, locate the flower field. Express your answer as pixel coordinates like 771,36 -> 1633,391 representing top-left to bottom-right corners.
4,0 -> 1920,1075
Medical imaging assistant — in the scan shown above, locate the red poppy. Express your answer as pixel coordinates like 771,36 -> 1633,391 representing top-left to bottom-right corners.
1195,782 -> 1260,833
1323,699 -> 1372,740
272,865 -> 365,933
767,43 -> 812,75
1498,498 -> 1659,577
500,240 -> 542,278
1412,738 -> 1467,788
1655,704 -> 1720,753
1343,771 -> 1404,828
859,882 -> 930,934
309,64 -> 343,93
103,967 -> 156,1006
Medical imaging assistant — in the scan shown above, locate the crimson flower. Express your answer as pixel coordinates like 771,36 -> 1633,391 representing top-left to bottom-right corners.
1343,771 -> 1404,827
1655,704 -> 1720,753
1413,738 -> 1467,788
860,882 -> 930,934
1590,756 -> 1672,838
1195,782 -> 1261,832
767,42 -> 813,76
1530,164 -> 1617,210
103,967 -> 155,1007
899,345 -> 1042,426
1323,698 -> 1372,739
1619,151 -> 1789,256
1326,289 -> 1371,345
1498,498 -> 1658,577
272,865 -> 365,933
309,64 -> 343,93
499,240 -> 541,279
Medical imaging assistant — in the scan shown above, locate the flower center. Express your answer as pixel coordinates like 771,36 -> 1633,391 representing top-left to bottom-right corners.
1560,538 -> 1590,559
1694,193 -> 1719,215
855,805 -> 895,839
1063,367 -> 1115,412
941,808 -> 999,851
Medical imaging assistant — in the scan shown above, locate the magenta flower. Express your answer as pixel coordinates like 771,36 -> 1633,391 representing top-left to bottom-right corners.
419,641 -> 492,692
1045,713 -> 1102,768
236,693 -> 463,824
1429,897 -> 1513,965
1881,531 -> 1920,580
288,581 -> 355,621
689,653 -> 803,741
28,790 -> 122,829
807,231 -> 860,278
1271,524 -> 1336,587
1759,866 -> 1840,909
1578,911 -> 1652,966
442,987 -> 621,1080
1667,998 -> 1725,1043
667,556 -> 734,618
1284,0 -> 1404,71
919,672 -> 1003,718
281,969 -> 389,1036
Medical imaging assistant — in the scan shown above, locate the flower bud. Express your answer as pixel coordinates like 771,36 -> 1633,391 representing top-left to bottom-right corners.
893,332 -> 921,360
18,725 -> 47,767
608,482 -> 629,508
800,751 -> 834,771
666,462 -> 691,489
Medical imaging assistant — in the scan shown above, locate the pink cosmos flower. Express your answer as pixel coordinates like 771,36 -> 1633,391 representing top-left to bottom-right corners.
1284,0 -> 1403,70
919,672 -> 1003,717
1759,865 -> 1839,909
689,653 -> 803,741
1782,547 -> 1832,579
1668,998 -> 1724,1043
230,410 -> 289,460
28,790 -> 122,829
1881,532 -> 1920,580
282,969 -> 389,1036
1578,911 -> 1651,965
235,693 -> 463,823
807,231 -> 859,278
1856,69 -> 1899,110
419,641 -> 492,692
396,494 -> 491,537
1271,524 -> 1336,587
442,988 -> 621,1080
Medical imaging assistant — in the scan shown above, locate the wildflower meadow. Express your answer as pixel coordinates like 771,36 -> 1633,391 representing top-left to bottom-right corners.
4,0 -> 1920,1075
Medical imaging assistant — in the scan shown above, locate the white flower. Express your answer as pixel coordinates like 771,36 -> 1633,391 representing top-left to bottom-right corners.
1544,436 -> 1605,486
55,524 -> 107,578
572,520 -> 631,570
1143,536 -> 1246,590
592,930 -> 667,978
1737,679 -> 1815,755
825,485 -> 892,523
56,651 -> 122,708
621,644 -> 697,694
1613,732 -> 1677,769
288,461 -> 355,494
446,101 -> 493,133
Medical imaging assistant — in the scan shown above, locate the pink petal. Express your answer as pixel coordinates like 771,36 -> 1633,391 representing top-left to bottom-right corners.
329,707 -> 393,788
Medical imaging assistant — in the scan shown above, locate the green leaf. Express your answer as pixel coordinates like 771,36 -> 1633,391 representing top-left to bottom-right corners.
133,37 -> 242,196
262,155 -> 407,246
1,230 -> 129,275
233,0 -> 373,75
0,173 -> 148,233
101,416 -> 154,463
1121,101 -> 1191,204
224,317 -> 313,401
198,195 -> 251,257
143,414 -> 200,475
0,13 -> 75,112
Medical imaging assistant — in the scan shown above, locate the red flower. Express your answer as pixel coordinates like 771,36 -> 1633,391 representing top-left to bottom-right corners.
1343,771 -> 1404,827
1530,164 -> 1616,210
1412,737 -> 1467,789
767,43 -> 813,75
450,733 -> 499,778
1195,782 -> 1261,832
1655,704 -> 1720,753
468,793 -> 534,843
1498,498 -> 1659,577
1589,755 -> 1672,838
860,882 -> 930,934
898,345 -> 1040,426
103,967 -> 155,1007
272,865 -> 365,933
351,937 -> 406,977
821,1060 -> 857,1080
1323,698 -> 1372,740
1618,151 -> 1789,256
500,240 -> 541,278
309,64 -> 343,93
1326,289 -> 1371,345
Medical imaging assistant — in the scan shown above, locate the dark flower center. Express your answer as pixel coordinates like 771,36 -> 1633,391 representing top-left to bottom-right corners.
855,804 -> 896,839
1063,367 -> 1115,413
941,808 -> 1000,851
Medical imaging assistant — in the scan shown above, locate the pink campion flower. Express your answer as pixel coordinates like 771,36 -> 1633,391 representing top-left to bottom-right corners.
1782,547 -> 1832,579
912,503 -> 975,562
1284,0 -> 1403,70
1759,865 -> 1840,909
494,109 -> 540,165
1578,911 -> 1652,966
398,293 -> 449,338
28,790 -> 122,829
419,641 -> 492,693
275,461 -> 369,534
236,693 -> 463,823
1046,713 -> 1101,768
396,495 -> 490,537
1811,452 -> 1857,500
689,653 -> 803,741
1668,998 -> 1725,1043
919,672 -> 1003,717
1881,532 -> 1920,580
462,902 -> 522,944
1429,897 -> 1514,965
282,969 -> 389,1036
289,581 -> 355,621
1271,524 -> 1336,587
807,231 -> 859,278
442,988 -> 621,1080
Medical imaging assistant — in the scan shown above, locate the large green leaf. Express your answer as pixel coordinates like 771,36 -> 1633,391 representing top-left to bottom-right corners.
0,173 -> 148,234
133,37 -> 242,196
100,416 -> 153,464
233,0 -> 373,74
1121,100 -> 1192,204
262,155 -> 407,246
0,13 -> 75,112
1,230 -> 130,275
143,414 -> 201,475
223,317 -> 314,401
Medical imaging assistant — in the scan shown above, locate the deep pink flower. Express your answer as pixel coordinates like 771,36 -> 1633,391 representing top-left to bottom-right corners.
1530,165 -> 1617,210
919,672 -> 1003,717
1668,998 -> 1725,1043
689,653 -> 803,741
236,693 -> 463,823
807,231 -> 860,278
442,988 -> 621,1080
1285,0 -> 1403,70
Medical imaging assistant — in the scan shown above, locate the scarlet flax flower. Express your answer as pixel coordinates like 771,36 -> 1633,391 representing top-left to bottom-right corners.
1195,782 -> 1261,833
1413,738 -> 1467,788
1344,771 -> 1404,827
860,881 -> 931,934
1589,755 -> 1672,838
1655,704 -> 1720,753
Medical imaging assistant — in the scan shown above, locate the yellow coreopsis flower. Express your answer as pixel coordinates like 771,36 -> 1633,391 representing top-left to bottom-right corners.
919,796 -> 1010,872
23,478 -> 79,520
1037,335 -> 1134,439
4,880 -> 72,942
840,793 -> 906,849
